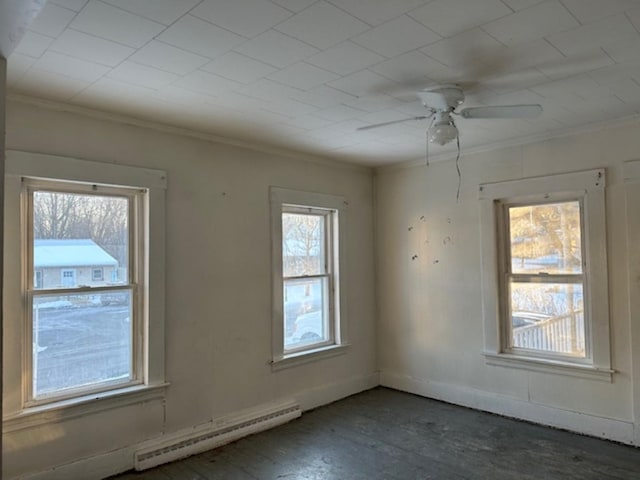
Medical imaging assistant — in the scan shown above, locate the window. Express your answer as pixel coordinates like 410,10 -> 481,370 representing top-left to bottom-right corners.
92,267 -> 104,282
479,169 -> 612,379
27,180 -> 139,402
501,200 -> 584,357
271,187 -> 348,368
3,151 -> 167,423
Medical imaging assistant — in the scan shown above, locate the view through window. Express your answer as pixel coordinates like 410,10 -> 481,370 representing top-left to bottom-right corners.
505,201 -> 585,357
29,186 -> 138,401
282,209 -> 332,352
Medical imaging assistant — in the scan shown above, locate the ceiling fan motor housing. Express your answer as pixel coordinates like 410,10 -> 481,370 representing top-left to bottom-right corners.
418,85 -> 465,111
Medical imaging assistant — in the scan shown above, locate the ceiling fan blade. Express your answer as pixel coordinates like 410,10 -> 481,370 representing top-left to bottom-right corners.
356,115 -> 430,131
459,104 -> 542,119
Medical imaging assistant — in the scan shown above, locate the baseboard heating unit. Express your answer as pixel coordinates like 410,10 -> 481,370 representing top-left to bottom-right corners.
134,401 -> 301,471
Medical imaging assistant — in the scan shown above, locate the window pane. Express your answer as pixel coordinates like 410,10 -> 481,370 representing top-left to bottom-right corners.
33,191 -> 129,289
284,277 -> 329,350
32,290 -> 133,397
282,212 -> 325,277
509,201 -> 582,274
510,282 -> 585,357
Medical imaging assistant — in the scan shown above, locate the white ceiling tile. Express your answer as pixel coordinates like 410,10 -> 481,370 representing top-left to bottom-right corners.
130,41 -> 209,76
369,51 -> 458,84
7,53 -> 36,87
14,68 -> 91,101
306,41 -> 385,75
201,52 -> 277,84
101,0 -> 201,25
234,29 -> 319,68
275,2 -> 370,49
603,38 -> 640,63
50,0 -> 89,11
270,0 -> 317,12
157,15 -> 246,59
421,28 -> 507,69
279,114 -> 333,130
175,70 -> 244,97
589,62 -> 640,87
291,85 -> 356,108
328,69 -> 395,97
409,0 -> 511,37
625,7 -> 640,32
537,49 -> 614,80
261,98 -> 319,117
546,14 -> 639,56
482,1 -> 579,46
267,62 -> 339,90
480,68 -> 549,94
314,104 -> 367,122
107,61 -> 180,89
34,51 -> 109,83
531,75 -> 601,100
494,39 -> 564,72
352,15 -> 441,57
192,0 -> 292,38
49,29 -> 135,67
344,94 -> 405,113
238,78 -> 304,102
70,0 -> 165,48
29,2 -> 76,38
326,0 -> 429,26
560,0 -> 640,24
498,0 -> 545,11
13,31 -> 54,58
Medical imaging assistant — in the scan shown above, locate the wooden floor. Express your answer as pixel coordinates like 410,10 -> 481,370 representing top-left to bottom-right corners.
111,387 -> 640,479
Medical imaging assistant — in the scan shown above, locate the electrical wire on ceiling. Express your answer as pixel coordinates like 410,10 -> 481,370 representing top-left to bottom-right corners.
455,132 -> 461,203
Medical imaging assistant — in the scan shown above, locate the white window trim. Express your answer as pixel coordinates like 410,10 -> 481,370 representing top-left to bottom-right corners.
270,187 -> 348,370
479,169 -> 612,380
3,151 -> 168,427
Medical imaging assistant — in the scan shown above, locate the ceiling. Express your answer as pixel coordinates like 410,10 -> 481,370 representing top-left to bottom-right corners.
7,0 -> 640,166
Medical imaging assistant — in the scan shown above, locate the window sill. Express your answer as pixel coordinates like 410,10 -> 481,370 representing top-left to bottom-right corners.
483,352 -> 614,382
271,344 -> 350,371
2,382 -> 169,433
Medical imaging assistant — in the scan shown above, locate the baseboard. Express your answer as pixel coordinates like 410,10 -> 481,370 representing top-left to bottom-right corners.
380,371 -> 637,446
295,372 -> 381,411
135,400 -> 301,471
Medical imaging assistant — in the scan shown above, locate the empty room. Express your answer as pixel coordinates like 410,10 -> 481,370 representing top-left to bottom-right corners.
1,1 -> 640,479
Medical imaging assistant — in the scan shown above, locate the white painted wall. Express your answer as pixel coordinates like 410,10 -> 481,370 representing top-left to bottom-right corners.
376,121 -> 640,445
3,98 -> 378,479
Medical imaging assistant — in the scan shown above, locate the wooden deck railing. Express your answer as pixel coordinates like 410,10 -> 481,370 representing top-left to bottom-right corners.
512,311 -> 585,354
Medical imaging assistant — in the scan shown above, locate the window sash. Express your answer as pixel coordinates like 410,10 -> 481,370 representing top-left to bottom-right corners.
23,179 -> 145,404
499,198 -> 589,361
281,206 -> 336,354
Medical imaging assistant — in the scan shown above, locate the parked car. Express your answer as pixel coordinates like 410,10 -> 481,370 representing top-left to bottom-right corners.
290,310 -> 325,344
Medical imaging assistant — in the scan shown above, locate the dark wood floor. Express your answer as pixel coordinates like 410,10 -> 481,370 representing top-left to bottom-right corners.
111,387 -> 640,479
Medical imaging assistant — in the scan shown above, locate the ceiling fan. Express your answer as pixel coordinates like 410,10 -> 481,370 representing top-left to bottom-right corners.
356,85 -> 543,146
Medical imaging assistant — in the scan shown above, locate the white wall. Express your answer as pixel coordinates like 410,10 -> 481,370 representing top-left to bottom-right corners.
376,121 -> 640,445
3,98 -> 378,478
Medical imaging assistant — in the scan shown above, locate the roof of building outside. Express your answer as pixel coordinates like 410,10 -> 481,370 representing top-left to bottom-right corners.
34,239 -> 118,268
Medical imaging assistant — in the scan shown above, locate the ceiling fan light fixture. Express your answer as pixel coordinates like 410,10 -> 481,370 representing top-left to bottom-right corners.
429,115 -> 458,146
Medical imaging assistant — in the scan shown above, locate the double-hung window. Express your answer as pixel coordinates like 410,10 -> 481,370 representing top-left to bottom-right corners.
26,179 -> 141,402
3,151 -> 167,424
271,187 -> 347,368
479,169 -> 612,379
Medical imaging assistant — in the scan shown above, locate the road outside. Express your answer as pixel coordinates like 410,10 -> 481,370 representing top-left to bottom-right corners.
34,301 -> 132,397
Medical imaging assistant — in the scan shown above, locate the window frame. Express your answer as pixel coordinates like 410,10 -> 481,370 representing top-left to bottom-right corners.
479,169 -> 612,380
270,187 -> 348,370
3,151 -> 168,428
24,178 -> 144,405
